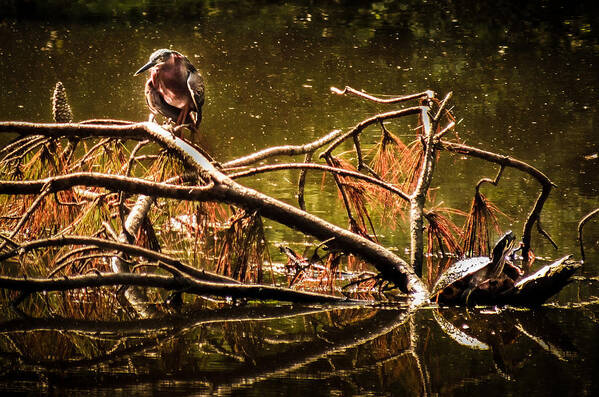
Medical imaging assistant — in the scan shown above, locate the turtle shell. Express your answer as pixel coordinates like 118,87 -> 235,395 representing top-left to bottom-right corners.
430,256 -> 491,297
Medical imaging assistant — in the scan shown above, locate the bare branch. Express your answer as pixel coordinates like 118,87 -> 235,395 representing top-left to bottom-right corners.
331,86 -> 434,104
578,208 -> 599,261
409,108 -> 436,275
297,151 -> 313,210
437,139 -> 555,264
222,129 -> 344,168
476,165 -> 505,192
320,107 -> 425,158
228,162 -> 410,202
0,235 -> 238,285
0,183 -> 51,252
0,272 -> 350,304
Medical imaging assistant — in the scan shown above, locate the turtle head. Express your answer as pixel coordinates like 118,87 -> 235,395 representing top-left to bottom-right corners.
490,230 -> 516,276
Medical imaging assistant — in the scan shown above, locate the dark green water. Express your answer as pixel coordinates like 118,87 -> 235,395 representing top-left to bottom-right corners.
0,1 -> 598,395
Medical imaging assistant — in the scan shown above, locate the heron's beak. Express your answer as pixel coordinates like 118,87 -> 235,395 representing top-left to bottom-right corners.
134,60 -> 156,76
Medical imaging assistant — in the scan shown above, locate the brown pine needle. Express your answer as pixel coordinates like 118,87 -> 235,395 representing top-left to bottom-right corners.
328,156 -> 378,242
462,191 -> 505,257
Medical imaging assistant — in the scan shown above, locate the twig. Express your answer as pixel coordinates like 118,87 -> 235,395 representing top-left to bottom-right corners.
434,121 -> 455,140
48,253 -> 114,277
70,137 -> 112,170
228,162 -> 410,202
433,91 -> 453,122
476,165 -> 505,192
79,119 -> 136,125
320,107 -> 425,158
578,208 -> 599,261
0,184 -> 51,251
324,155 -> 358,225
0,235 -> 239,285
119,140 -> 150,227
536,219 -> 558,250
297,151 -> 313,210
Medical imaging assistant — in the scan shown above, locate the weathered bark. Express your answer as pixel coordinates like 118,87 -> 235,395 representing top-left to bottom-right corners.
409,108 -> 435,276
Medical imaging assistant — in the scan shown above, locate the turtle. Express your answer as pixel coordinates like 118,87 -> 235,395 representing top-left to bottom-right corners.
431,231 -> 518,304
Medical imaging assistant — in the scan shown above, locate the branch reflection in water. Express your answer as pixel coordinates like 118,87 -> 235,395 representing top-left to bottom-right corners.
0,302 -> 587,395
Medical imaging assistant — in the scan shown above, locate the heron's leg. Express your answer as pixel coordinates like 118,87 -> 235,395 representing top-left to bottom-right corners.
176,104 -> 190,125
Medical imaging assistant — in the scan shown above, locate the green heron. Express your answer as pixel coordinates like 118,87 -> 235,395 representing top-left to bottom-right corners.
134,49 -> 205,129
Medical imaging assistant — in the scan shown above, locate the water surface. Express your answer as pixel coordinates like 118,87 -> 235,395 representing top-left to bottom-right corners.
0,1 -> 598,395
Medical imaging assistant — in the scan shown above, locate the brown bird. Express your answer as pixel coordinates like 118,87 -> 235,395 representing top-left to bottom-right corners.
134,49 -> 204,130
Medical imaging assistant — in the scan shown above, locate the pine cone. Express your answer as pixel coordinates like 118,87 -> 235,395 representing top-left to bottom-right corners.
52,81 -> 73,123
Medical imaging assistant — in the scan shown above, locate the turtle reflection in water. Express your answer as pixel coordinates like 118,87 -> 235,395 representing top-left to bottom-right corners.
432,231 -> 523,305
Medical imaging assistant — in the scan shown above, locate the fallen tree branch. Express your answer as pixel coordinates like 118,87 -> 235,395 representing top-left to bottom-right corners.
0,121 -> 429,299
0,272 -> 351,304
0,235 -> 238,285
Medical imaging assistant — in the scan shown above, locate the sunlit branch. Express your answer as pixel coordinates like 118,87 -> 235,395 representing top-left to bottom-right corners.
221,128 -> 344,168
409,107 -> 436,275
331,86 -> 434,104
0,184 -> 51,252
0,172 -> 216,200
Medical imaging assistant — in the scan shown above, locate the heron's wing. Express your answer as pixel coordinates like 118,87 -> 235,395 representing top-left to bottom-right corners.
145,80 -> 180,120
187,71 -> 205,113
